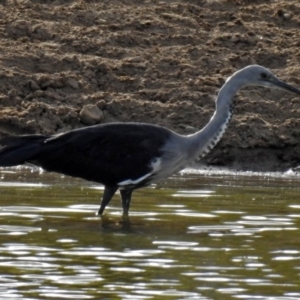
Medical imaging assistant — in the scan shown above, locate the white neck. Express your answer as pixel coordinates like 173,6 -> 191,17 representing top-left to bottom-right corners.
186,75 -> 244,161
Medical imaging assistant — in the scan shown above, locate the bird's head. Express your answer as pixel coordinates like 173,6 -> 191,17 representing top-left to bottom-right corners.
231,65 -> 300,95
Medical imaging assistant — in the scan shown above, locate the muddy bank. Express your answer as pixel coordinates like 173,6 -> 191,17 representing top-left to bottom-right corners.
0,0 -> 300,171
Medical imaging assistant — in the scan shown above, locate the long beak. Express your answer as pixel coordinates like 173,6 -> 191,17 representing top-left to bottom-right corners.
273,79 -> 300,95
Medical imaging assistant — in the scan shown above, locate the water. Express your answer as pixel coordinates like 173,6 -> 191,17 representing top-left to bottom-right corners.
1,167 -> 300,299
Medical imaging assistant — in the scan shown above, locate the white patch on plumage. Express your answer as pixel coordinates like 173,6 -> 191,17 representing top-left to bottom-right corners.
117,157 -> 162,187
118,173 -> 152,186
150,157 -> 161,173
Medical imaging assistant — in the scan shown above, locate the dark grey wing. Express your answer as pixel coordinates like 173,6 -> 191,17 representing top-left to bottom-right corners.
0,134 -> 49,166
33,123 -> 172,187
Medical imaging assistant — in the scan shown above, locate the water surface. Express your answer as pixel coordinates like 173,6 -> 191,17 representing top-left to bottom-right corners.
0,167 -> 300,299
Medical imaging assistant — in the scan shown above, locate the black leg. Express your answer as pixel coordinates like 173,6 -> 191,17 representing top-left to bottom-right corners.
97,185 -> 118,215
120,189 -> 133,215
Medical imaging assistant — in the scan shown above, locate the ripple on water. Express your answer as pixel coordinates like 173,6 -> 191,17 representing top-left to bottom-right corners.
152,240 -> 199,251
172,189 -> 215,198
1,167 -> 300,299
238,215 -> 294,226
188,224 -> 244,234
0,225 -> 41,235
0,182 -> 49,187
1,205 -> 91,214
0,259 -> 60,270
187,213 -> 297,236
174,210 -> 216,218
38,288 -> 94,299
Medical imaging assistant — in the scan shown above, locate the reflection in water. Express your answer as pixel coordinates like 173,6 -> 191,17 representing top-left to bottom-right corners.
0,167 -> 300,299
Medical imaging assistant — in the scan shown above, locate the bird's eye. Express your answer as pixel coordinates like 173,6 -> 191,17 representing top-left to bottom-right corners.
261,72 -> 268,79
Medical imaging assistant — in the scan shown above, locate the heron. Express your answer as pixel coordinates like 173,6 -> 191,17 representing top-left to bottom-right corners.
0,65 -> 299,215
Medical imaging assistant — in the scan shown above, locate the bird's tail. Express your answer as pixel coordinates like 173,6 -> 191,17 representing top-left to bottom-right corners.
0,135 -> 48,166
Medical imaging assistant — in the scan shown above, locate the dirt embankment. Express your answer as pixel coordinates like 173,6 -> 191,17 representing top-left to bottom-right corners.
0,0 -> 300,171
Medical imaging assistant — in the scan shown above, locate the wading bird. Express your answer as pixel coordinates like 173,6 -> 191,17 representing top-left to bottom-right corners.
0,65 -> 299,215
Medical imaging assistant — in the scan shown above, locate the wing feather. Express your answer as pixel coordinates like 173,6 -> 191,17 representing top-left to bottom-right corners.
34,123 -> 171,186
